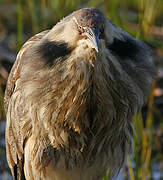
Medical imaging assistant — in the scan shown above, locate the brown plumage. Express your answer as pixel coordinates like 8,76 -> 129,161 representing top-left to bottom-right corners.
5,8 -> 155,180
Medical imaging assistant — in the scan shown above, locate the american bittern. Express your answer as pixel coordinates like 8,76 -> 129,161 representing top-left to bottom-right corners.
5,8 -> 155,180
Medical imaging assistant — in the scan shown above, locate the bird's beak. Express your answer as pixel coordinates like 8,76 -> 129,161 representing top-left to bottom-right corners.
85,27 -> 99,52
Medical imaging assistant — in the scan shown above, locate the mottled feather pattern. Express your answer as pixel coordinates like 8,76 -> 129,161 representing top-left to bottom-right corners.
5,8 -> 155,180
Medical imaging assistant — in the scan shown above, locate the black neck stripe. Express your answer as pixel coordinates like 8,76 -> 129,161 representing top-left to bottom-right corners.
38,40 -> 72,66
107,36 -> 140,60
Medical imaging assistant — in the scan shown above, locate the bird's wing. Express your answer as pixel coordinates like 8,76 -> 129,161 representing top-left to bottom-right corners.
4,30 -> 49,180
4,30 -> 49,111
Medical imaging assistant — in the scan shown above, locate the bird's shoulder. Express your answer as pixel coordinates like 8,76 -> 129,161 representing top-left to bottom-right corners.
4,30 -> 49,111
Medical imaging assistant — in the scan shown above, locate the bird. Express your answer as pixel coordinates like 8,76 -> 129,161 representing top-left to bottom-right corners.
4,8 -> 155,180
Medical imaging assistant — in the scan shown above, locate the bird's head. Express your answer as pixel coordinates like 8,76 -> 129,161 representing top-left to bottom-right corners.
46,8 -> 114,54
72,8 -> 105,52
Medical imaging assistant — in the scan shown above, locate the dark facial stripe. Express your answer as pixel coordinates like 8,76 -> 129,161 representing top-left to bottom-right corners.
39,40 -> 72,66
107,36 -> 140,60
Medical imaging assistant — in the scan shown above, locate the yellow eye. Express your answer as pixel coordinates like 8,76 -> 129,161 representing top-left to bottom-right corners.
78,25 -> 82,30
78,25 -> 84,33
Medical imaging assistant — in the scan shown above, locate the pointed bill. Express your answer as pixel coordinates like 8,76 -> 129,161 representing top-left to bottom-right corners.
85,27 -> 100,52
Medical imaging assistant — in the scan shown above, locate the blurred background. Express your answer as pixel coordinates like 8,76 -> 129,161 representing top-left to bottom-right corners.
0,0 -> 163,179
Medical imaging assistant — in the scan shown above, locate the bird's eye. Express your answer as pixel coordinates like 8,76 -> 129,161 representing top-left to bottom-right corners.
78,25 -> 84,33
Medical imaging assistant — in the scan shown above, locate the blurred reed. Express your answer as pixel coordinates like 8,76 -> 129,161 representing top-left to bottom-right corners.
0,83 -> 5,122
17,0 -> 23,50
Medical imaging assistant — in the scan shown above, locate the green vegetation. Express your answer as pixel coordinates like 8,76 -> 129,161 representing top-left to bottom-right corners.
0,0 -> 162,179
